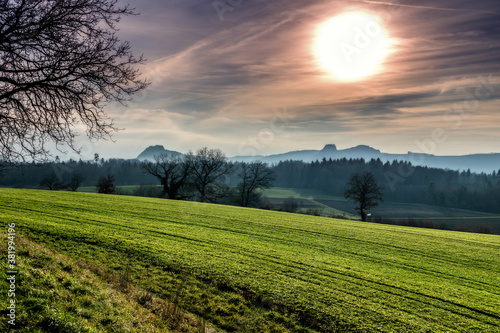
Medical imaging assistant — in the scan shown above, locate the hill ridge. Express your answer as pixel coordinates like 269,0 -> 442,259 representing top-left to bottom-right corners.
137,143 -> 500,173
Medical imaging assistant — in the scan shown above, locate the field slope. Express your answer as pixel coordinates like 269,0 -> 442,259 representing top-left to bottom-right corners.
1,189 -> 499,332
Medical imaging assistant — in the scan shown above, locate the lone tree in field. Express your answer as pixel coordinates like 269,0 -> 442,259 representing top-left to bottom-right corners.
344,171 -> 383,221
142,154 -> 194,200
192,147 -> 233,202
236,161 -> 275,207
0,0 -> 147,162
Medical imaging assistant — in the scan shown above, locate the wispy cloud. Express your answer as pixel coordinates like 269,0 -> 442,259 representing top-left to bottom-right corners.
361,0 -> 500,15
85,0 -> 500,158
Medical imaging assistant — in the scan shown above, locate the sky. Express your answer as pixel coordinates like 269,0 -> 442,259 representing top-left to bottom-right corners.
71,0 -> 500,160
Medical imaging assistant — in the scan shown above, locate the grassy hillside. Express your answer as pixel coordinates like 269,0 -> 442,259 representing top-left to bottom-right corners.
0,234 -> 184,332
1,189 -> 499,332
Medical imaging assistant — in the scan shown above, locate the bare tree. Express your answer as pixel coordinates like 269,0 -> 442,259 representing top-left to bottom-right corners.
237,162 -> 275,207
0,0 -> 148,162
66,173 -> 84,191
344,171 -> 383,221
142,153 -> 194,200
191,147 -> 233,202
40,172 -> 64,190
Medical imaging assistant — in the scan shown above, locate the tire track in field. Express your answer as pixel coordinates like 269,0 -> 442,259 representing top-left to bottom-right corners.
123,212 -> 500,326
21,229 -> 433,333
129,224 -> 500,328
150,210 -> 500,293
18,214 -> 500,328
89,213 -> 500,328
193,231 -> 500,325
182,207 -> 500,260
6,200 -> 499,299
20,221 -> 459,332
8,201 -> 499,301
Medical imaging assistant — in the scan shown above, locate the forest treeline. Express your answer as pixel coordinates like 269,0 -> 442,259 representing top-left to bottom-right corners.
273,158 -> 500,213
1,155 -> 500,213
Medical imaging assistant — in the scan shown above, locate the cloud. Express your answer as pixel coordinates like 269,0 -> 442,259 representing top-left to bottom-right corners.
79,0 -> 500,158
360,0 -> 500,15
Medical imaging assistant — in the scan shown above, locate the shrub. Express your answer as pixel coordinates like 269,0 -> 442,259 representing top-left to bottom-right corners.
303,208 -> 323,216
96,175 -> 115,194
475,224 -> 492,234
260,198 -> 275,210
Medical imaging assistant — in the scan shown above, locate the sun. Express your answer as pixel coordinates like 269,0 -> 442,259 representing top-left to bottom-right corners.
314,11 -> 391,82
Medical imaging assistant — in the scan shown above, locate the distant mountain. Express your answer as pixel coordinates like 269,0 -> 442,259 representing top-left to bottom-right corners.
230,144 -> 500,174
137,144 -> 500,173
136,145 -> 182,160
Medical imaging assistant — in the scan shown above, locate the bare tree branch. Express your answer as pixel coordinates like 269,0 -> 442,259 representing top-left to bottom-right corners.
192,147 -> 233,203
237,161 -> 275,207
0,0 -> 148,162
142,153 -> 194,200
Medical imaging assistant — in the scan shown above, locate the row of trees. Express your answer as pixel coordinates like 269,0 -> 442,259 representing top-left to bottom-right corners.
2,154 -> 500,214
24,147 -> 276,208
39,173 -> 85,191
142,148 -> 275,207
35,154 -> 381,221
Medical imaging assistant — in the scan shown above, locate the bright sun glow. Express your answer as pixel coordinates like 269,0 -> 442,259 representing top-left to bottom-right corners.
315,12 -> 391,81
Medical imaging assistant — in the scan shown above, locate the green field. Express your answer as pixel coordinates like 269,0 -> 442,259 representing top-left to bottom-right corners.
261,188 -> 357,219
77,185 -> 499,233
77,185 -> 356,218
77,185 -> 148,193
1,189 -> 500,332
261,188 -> 344,201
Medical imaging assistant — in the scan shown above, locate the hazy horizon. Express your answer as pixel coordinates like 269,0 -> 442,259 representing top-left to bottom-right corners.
56,141 -> 500,162
60,0 -> 499,161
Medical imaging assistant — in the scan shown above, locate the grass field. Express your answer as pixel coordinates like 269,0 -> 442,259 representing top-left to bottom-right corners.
0,234 -> 180,332
77,185 -> 499,233
1,189 -> 499,332
261,188 -> 357,219
261,188 -> 344,201
78,185 -> 356,218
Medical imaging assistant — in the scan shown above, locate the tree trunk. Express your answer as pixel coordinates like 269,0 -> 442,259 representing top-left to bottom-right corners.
360,208 -> 367,222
